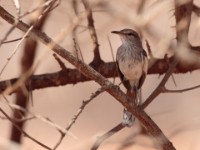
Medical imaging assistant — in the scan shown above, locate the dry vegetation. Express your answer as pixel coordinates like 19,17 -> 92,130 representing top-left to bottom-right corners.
0,0 -> 200,150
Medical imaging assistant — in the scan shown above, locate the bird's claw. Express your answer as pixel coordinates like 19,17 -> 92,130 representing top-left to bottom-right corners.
122,109 -> 135,127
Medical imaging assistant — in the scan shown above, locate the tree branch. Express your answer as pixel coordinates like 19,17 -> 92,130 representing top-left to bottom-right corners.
141,0 -> 194,109
53,86 -> 107,150
192,4 -> 200,16
0,5 -> 175,150
141,58 -> 178,109
0,55 -> 199,95
10,0 -> 52,143
91,123 -> 126,150
82,0 -> 103,67
163,84 -> 200,93
0,107 -> 51,150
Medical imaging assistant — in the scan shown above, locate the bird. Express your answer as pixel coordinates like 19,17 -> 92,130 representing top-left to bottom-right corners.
111,29 -> 148,127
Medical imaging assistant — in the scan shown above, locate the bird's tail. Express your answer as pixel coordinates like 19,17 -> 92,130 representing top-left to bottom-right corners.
122,89 -> 141,127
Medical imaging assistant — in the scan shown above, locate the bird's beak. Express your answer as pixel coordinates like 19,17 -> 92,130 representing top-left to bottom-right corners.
111,31 -> 122,35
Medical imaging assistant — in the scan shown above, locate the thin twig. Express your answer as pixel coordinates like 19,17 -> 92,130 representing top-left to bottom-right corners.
82,0 -> 103,64
53,53 -> 67,70
2,36 -> 29,44
107,35 -> 115,64
91,123 -> 126,150
0,107 -> 52,150
107,35 -> 117,84
67,86 -> 108,131
0,26 -> 17,46
18,0 -> 59,19
163,84 -> 200,93
164,54 -> 177,87
145,40 -> 153,58
142,0 -> 193,110
53,86 -> 108,150
0,0 -> 57,77
73,37 -> 85,62
71,0 -> 85,62
0,99 -> 76,138
0,0 -> 57,47
193,4 -> 200,16
141,58 -> 178,109
0,6 -> 176,149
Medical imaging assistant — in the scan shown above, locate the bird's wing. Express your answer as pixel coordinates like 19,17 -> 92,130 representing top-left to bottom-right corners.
137,49 -> 148,89
116,60 -> 131,90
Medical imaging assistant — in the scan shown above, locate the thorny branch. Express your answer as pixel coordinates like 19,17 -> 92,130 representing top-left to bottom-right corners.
141,59 -> 178,109
92,0 -> 199,149
141,0 -> 193,109
192,4 -> 200,17
0,107 -> 52,150
0,55 -> 199,95
0,4 -> 176,150
91,123 -> 126,150
53,86 -> 108,150
82,0 -> 104,67
0,0 -> 200,150
9,0 -> 57,144
1,96 -> 77,148
163,84 -> 200,93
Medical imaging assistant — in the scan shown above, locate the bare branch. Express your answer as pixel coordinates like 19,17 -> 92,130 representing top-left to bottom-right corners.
141,58 -> 178,109
145,40 -> 153,58
0,55 -> 200,95
10,0 -> 56,144
2,36 -> 29,44
73,37 -> 85,62
163,84 -> 200,93
19,0 -> 60,19
0,5 -> 176,150
0,26 -> 17,46
192,4 -> 200,16
67,86 -> 108,131
7,100 -> 75,135
53,86 -> 108,150
91,123 -> 125,150
0,0 -> 56,77
141,0 -> 194,109
53,53 -> 67,70
82,0 -> 104,67
0,107 -> 51,150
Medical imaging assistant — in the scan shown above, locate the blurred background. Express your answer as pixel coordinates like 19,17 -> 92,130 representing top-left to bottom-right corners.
0,0 -> 200,150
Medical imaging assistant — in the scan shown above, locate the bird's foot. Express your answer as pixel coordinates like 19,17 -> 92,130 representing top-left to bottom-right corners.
122,109 -> 135,127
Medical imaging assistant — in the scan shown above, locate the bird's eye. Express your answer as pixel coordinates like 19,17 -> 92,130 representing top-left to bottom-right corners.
127,33 -> 134,36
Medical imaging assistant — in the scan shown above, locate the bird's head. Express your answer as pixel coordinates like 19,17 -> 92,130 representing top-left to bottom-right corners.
111,29 -> 141,46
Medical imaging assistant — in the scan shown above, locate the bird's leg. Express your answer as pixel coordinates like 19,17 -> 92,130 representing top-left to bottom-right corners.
137,89 -> 142,105
122,108 -> 135,127
122,86 -> 137,127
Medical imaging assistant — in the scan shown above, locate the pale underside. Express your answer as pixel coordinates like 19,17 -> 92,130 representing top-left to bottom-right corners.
117,52 -> 148,89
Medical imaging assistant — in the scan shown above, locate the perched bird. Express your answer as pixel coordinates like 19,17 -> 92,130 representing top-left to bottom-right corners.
111,29 -> 148,127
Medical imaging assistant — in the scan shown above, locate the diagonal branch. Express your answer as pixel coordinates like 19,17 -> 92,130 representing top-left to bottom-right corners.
163,84 -> 200,93
91,123 -> 125,150
82,0 -> 104,67
10,0 -> 54,143
141,0 -> 194,109
0,107 -> 51,150
0,5 -> 175,150
141,59 -> 178,109
192,4 -> 200,16
53,86 -> 107,150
